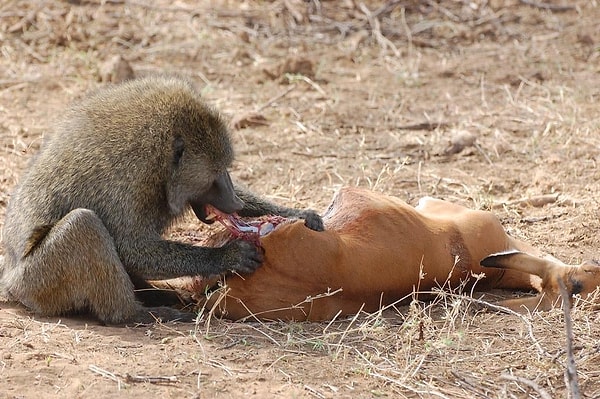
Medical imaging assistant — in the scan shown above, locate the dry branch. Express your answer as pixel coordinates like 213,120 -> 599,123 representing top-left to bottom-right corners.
89,364 -> 126,389
558,279 -> 582,399
357,2 -> 400,56
519,0 -> 576,12
124,373 -> 179,384
88,364 -> 178,387
254,85 -> 297,113
500,374 -> 553,399
492,194 -> 559,209
397,121 -> 450,131
304,384 -> 325,399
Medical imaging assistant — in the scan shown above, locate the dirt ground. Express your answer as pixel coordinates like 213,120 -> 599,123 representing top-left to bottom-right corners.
1,0 -> 600,398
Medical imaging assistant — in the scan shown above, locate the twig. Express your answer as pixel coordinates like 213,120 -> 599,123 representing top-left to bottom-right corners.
492,194 -> 559,209
304,384 -> 325,399
103,0 -> 192,12
322,309 -> 343,334
7,4 -> 42,33
558,279 -> 581,399
124,373 -> 178,384
232,287 -> 343,322
283,0 -> 304,23
334,303 -> 364,358
89,364 -> 126,389
368,371 -> 452,399
519,0 -> 576,12
500,374 -> 553,399
14,38 -> 46,63
295,75 -> 327,97
473,142 -> 494,166
203,358 -> 234,376
254,85 -> 297,113
450,370 -> 494,399
371,0 -> 403,19
237,323 -> 282,347
425,0 -> 461,22
397,121 -> 449,131
89,364 -> 178,386
357,2 -> 400,57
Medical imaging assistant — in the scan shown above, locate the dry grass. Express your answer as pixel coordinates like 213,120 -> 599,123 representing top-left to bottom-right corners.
194,279 -> 600,398
1,0 -> 600,397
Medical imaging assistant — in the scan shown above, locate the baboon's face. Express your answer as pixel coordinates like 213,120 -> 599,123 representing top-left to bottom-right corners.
189,171 -> 243,224
167,128 -> 243,223
166,101 -> 242,222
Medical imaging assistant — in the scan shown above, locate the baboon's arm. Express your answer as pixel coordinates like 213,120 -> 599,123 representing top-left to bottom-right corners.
119,238 -> 263,280
234,186 -> 324,231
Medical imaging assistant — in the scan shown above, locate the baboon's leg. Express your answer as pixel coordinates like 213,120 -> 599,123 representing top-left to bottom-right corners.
129,273 -> 185,307
17,209 -> 192,324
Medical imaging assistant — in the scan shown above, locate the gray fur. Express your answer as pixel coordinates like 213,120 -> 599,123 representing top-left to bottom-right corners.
0,76 -> 323,325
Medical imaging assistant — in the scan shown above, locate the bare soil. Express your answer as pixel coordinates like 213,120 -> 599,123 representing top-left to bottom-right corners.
1,1 -> 600,398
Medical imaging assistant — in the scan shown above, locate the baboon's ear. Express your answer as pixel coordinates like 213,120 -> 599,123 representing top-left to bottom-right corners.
173,135 -> 185,165
481,250 -> 550,278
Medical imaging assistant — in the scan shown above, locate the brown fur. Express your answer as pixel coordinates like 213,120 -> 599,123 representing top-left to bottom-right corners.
0,76 -> 323,325
204,187 -> 600,321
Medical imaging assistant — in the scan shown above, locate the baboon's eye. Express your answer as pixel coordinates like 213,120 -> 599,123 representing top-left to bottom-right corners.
173,136 -> 185,165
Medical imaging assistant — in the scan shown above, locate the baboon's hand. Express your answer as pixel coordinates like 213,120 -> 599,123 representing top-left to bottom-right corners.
300,210 -> 324,232
224,239 -> 264,274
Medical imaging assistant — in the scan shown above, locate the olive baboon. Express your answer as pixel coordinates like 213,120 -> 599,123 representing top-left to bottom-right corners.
0,76 -> 323,325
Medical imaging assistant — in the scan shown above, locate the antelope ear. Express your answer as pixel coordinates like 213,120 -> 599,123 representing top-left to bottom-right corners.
480,249 -> 523,268
480,250 -> 550,278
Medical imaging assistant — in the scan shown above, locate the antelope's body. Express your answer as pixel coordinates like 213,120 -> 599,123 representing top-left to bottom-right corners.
205,187 -> 599,321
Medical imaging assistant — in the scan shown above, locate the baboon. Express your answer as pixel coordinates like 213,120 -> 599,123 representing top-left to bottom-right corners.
0,76 -> 324,325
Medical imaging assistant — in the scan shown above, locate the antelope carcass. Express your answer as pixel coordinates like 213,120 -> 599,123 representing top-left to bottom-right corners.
200,187 -> 599,321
